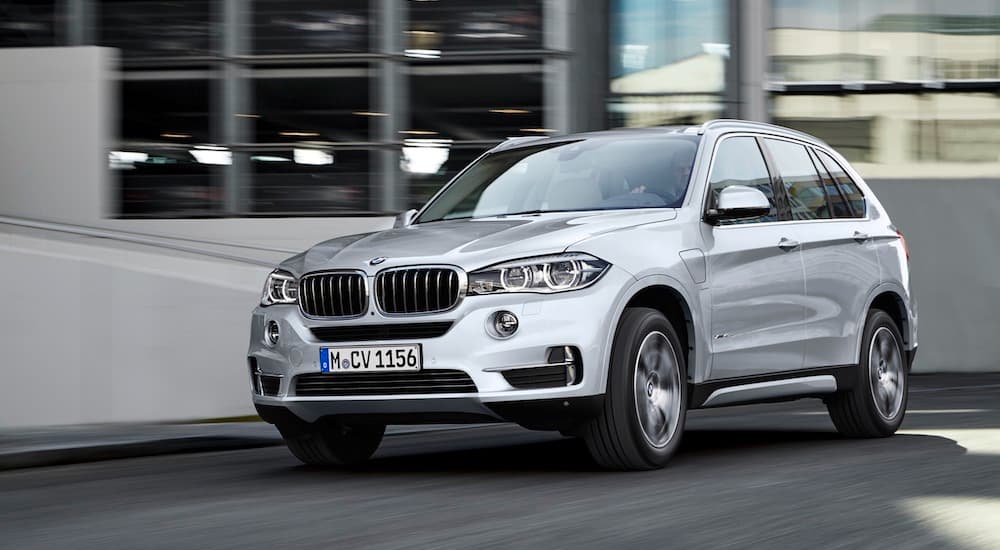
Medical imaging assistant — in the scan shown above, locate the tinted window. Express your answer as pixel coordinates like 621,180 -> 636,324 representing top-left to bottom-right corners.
764,138 -> 831,221
708,136 -> 776,224
97,0 -> 214,58
809,149 -> 851,218
816,150 -> 866,218
416,136 -> 699,223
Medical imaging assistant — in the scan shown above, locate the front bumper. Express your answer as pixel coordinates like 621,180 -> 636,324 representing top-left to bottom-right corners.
247,266 -> 632,426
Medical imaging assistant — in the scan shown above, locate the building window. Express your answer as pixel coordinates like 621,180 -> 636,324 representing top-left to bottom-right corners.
97,0 -> 215,59
609,0 -> 730,126
407,0 -> 542,53
0,1 -> 61,48
251,0 -> 371,55
117,78 -> 220,217
770,0 -> 1000,178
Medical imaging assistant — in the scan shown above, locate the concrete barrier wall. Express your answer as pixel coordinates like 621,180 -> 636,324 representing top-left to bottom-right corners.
0,47 -> 113,223
867,179 -> 1000,374
0,230 -> 271,427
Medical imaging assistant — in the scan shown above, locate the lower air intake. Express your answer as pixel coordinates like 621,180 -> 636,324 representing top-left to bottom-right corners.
295,370 -> 477,396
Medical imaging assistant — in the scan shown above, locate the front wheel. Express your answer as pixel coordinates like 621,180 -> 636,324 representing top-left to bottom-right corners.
583,307 -> 687,470
279,419 -> 385,467
826,309 -> 908,437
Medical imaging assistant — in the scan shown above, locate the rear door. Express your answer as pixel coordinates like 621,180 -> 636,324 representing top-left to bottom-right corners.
762,138 -> 881,368
702,135 -> 807,380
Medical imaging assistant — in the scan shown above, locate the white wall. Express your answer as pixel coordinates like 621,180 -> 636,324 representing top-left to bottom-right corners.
868,179 -> 1000,374
0,229 -> 273,427
0,47 -> 114,223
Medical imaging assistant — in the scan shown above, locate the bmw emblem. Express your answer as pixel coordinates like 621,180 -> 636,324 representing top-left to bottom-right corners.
369,256 -> 387,266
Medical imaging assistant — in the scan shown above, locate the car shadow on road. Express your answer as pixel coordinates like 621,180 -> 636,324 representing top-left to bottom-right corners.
279,427 -> 938,475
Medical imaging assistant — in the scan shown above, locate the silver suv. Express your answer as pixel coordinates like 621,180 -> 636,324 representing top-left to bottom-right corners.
248,120 -> 917,470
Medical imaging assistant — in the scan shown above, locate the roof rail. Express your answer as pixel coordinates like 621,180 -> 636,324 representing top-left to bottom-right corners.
698,119 -> 825,143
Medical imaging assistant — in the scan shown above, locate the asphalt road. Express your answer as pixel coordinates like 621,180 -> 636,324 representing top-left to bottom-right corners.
3,376 -> 999,549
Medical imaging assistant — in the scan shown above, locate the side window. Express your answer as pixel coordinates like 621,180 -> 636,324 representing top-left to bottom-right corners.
816,150 -> 866,218
809,148 -> 852,218
708,136 -> 777,224
763,138 -> 831,221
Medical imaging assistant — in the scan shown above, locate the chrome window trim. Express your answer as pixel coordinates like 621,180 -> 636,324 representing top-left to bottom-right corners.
373,264 -> 468,317
482,360 -> 574,373
297,269 -> 370,321
701,375 -> 837,408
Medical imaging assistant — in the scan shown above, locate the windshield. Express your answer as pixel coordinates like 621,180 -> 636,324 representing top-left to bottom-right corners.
414,134 -> 700,223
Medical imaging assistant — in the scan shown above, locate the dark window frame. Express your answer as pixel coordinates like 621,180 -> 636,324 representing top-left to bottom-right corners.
755,135 -> 793,222
808,146 -> 854,218
814,148 -> 868,219
760,136 -> 833,222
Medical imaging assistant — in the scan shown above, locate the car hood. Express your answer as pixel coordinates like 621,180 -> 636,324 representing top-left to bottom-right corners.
280,209 -> 677,275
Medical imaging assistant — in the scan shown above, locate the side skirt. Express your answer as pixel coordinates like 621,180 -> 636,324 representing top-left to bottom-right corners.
688,365 -> 858,409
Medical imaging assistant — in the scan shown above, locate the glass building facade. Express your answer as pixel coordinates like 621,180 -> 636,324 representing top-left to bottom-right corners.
770,0 -> 1000,178
0,0 -> 996,218
609,0 -> 732,126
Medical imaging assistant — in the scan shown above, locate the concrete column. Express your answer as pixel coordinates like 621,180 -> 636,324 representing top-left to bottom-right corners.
737,0 -> 770,122
374,0 -> 408,212
220,0 -> 252,215
65,0 -> 94,46
543,0 -> 571,134
567,0 -> 610,132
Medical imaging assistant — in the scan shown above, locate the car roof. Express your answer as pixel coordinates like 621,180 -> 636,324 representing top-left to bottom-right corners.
488,119 -> 828,154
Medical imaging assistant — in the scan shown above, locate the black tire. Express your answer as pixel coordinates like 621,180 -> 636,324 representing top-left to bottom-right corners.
279,419 -> 385,467
826,309 -> 908,437
583,307 -> 688,470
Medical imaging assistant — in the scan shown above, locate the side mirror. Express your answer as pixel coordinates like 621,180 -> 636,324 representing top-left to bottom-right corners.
393,209 -> 418,228
705,185 -> 771,225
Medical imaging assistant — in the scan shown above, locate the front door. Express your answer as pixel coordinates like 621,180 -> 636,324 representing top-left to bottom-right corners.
701,135 -> 807,379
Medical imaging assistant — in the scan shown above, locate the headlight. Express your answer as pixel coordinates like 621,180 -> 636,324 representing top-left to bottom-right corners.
468,253 -> 610,295
261,270 -> 299,306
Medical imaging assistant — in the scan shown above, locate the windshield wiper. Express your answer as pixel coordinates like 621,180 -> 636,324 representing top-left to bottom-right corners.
496,210 -> 547,218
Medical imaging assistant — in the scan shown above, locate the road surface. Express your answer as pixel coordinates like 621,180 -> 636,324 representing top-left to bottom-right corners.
2,376 -> 999,549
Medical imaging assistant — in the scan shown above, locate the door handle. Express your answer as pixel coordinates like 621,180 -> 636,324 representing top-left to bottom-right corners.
853,231 -> 870,244
778,237 -> 800,251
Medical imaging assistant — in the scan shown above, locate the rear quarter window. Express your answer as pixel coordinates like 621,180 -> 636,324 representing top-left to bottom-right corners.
816,150 -> 866,218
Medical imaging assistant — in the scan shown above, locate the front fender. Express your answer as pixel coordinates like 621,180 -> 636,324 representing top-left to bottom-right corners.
595,273 -> 709,394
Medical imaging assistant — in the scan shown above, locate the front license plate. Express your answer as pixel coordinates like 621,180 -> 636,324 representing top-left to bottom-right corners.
320,344 -> 421,373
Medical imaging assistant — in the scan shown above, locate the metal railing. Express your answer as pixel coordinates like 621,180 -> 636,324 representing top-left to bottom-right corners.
0,215 -> 294,267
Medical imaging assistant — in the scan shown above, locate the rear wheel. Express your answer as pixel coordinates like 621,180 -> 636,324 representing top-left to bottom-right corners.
279,419 -> 385,467
826,309 -> 908,437
583,307 -> 687,470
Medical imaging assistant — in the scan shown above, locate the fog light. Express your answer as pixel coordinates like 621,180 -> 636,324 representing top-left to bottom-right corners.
492,310 -> 519,338
265,320 -> 280,346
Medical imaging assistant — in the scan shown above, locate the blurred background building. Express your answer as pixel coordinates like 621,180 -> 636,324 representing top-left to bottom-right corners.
1,0 -> 999,425
2,0 -> 997,218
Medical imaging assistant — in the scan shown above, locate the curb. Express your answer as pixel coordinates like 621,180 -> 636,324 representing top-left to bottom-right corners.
0,424 -> 476,472
0,436 -> 282,472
